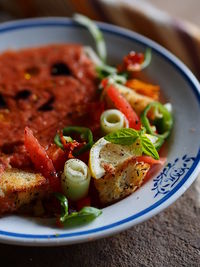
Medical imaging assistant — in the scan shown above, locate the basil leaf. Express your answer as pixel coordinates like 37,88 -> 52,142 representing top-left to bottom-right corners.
55,193 -> 102,226
104,128 -> 139,145
140,134 -> 159,160
63,207 -> 102,227
55,193 -> 69,221
104,128 -> 159,160
131,138 -> 143,156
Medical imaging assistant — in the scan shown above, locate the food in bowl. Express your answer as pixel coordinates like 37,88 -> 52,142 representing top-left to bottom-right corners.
0,15 -> 173,227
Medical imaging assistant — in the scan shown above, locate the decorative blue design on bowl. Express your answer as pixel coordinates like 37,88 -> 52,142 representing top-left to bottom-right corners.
152,155 -> 195,197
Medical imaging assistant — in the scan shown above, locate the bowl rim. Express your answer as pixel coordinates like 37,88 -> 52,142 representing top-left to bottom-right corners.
0,16 -> 199,246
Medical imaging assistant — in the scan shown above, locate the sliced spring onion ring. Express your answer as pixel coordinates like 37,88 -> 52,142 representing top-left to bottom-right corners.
54,133 -> 63,148
96,64 -> 117,76
100,109 -> 129,135
61,159 -> 91,201
63,136 -> 73,142
74,13 -> 107,62
99,74 -> 127,90
83,46 -> 102,66
84,46 -> 116,78
141,48 -> 152,70
107,74 -> 127,84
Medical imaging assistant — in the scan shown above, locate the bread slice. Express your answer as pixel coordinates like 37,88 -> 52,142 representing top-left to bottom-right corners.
0,169 -> 49,214
116,85 -> 153,115
94,157 -> 150,205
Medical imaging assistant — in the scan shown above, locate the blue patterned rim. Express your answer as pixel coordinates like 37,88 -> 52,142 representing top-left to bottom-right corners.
0,18 -> 199,240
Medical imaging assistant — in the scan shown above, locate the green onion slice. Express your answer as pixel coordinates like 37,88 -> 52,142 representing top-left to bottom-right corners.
74,13 -> 106,62
141,48 -> 152,70
141,102 -> 173,142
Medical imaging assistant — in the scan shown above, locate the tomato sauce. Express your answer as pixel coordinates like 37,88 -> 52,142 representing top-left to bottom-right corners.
0,44 -> 98,169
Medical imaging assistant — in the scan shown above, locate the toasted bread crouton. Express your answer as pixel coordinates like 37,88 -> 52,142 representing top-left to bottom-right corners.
94,157 -> 150,204
116,86 -> 153,115
0,169 -> 49,214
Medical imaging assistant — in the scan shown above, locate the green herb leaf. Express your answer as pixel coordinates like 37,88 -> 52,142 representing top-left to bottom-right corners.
55,193 -> 102,227
141,48 -> 152,70
105,128 -> 160,159
140,134 -> 159,160
63,207 -> 102,227
54,193 -> 69,222
54,134 -> 63,149
104,128 -> 139,145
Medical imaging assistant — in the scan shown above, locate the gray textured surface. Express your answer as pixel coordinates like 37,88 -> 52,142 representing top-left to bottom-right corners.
0,178 -> 199,267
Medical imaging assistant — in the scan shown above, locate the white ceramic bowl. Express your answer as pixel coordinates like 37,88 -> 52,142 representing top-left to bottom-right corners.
0,17 -> 199,246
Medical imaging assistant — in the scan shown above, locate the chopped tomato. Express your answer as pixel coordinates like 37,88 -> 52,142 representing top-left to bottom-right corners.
24,127 -> 60,191
47,144 -> 67,172
76,196 -> 91,211
106,85 -> 141,130
137,156 -> 166,165
60,133 -> 83,159
118,51 -> 144,72
139,156 -> 166,182
100,78 -> 109,88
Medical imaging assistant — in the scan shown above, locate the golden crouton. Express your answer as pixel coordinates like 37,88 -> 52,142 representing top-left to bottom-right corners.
94,157 -> 150,204
0,169 -> 49,214
116,85 -> 154,115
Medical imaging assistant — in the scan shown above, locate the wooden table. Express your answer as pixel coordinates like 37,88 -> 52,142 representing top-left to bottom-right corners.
0,179 -> 199,266
149,0 -> 200,26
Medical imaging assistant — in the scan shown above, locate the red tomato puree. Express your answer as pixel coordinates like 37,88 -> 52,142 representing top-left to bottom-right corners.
0,44 -> 98,169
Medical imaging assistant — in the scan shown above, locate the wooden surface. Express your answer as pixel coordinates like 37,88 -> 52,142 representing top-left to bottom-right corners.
0,179 -> 199,266
148,0 -> 200,26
